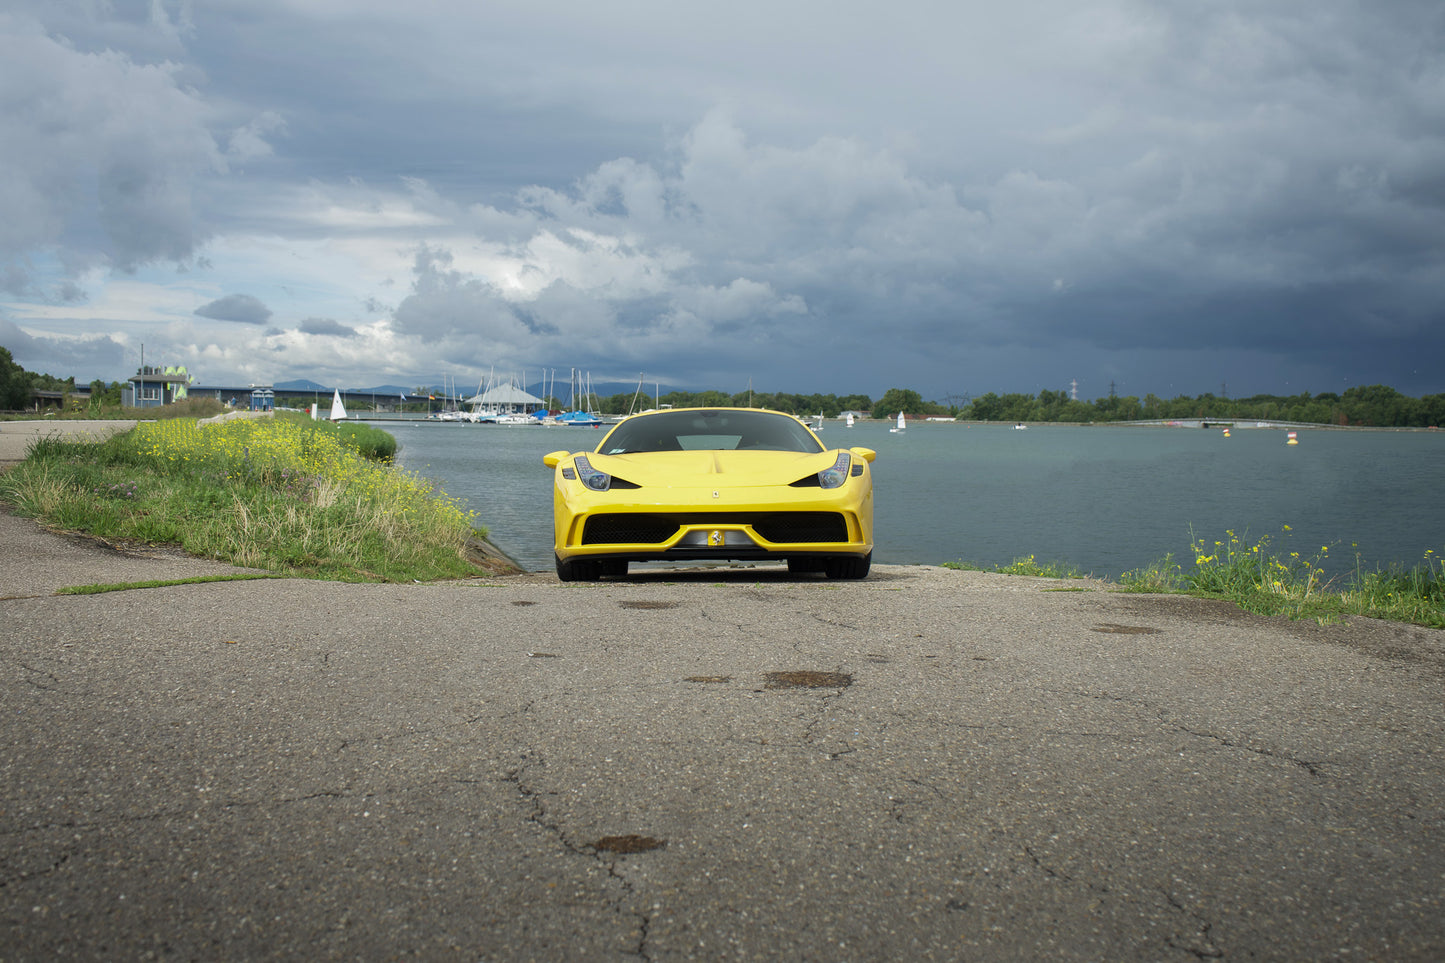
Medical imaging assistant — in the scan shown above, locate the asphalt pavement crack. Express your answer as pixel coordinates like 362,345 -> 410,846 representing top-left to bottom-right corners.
0,851 -> 71,890
1023,844 -> 1074,882
1057,687 -> 1326,776
889,776 -> 949,822
1160,887 -> 1225,959
796,676 -> 856,757
17,661 -> 88,696
503,752 -> 654,960
503,753 -> 586,856
1166,720 -> 1324,776
597,856 -> 653,962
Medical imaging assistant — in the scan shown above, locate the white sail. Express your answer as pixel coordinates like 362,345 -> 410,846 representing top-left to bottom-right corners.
329,389 -> 348,421
845,412 -> 854,428
890,411 -> 906,433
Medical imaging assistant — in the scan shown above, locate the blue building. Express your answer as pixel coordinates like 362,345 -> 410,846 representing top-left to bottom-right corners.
122,366 -> 194,408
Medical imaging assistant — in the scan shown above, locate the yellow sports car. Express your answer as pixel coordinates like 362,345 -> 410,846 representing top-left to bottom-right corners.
542,407 -> 876,581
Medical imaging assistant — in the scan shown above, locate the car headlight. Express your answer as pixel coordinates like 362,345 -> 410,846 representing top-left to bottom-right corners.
573,455 -> 612,492
818,453 -> 851,489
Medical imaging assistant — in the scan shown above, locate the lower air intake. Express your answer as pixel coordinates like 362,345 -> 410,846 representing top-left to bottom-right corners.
582,512 -> 848,545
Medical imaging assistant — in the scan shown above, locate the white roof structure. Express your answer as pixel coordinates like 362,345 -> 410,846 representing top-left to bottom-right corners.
466,383 -> 545,407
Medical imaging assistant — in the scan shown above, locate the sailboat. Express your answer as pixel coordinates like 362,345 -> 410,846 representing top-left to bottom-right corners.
810,413 -> 825,432
845,412 -> 855,428
329,389 -> 348,421
890,412 -> 906,433
551,367 -> 603,427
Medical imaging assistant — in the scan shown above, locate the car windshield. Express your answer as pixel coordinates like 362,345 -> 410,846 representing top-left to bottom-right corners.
598,410 -> 825,455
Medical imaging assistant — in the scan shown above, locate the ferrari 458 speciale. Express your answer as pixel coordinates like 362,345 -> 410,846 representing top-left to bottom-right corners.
542,407 -> 875,581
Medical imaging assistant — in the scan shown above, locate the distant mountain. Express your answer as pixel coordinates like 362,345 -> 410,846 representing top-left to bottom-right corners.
526,380 -> 676,402
274,378 -> 330,392
275,380 -> 423,397
350,384 -> 415,398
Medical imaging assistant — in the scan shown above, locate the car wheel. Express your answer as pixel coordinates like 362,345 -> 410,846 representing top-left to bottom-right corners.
824,552 -> 871,580
556,554 -> 601,582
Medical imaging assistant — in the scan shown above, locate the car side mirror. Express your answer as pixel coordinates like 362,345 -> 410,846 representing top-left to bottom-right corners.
851,447 -> 877,463
542,451 -> 570,468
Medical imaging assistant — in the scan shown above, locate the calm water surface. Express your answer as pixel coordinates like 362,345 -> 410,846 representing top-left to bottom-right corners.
386,420 -> 1445,576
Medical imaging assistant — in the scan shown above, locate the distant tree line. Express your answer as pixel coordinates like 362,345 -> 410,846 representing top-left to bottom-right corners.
594,388 -> 876,418
956,385 -> 1445,428
599,383 -> 1444,428
4,346 -> 1440,427
0,347 -> 124,412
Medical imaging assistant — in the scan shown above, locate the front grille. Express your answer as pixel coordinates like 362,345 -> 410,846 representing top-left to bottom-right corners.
583,515 -> 680,544
581,512 -> 848,545
753,513 -> 847,543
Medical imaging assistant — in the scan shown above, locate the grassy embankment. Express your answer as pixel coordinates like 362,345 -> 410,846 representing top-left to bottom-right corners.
946,528 -> 1444,629
1,413 -> 492,582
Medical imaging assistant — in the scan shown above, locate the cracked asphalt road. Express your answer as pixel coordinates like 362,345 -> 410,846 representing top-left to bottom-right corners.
2,509 -> 1443,961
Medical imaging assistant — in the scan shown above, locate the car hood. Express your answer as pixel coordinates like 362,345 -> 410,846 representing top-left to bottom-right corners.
586,449 -> 841,487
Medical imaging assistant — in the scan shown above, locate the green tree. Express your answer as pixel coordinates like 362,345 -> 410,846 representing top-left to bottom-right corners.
0,347 -> 33,410
1419,394 -> 1445,428
993,393 -> 1037,422
874,387 -> 924,418
1037,389 -> 1068,420
967,392 -> 1002,421
1342,385 -> 1409,426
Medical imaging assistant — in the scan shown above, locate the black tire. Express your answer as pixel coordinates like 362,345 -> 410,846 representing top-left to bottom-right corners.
824,552 -> 871,580
787,557 -> 826,574
556,554 -> 601,582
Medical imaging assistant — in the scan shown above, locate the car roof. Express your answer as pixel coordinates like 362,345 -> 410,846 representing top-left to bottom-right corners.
623,406 -> 804,420
595,407 -> 823,453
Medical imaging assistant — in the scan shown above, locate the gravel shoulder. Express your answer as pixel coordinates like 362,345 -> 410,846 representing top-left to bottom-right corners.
0,418 -> 138,469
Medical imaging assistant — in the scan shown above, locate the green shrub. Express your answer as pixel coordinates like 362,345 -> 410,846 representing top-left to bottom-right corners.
1,417 -> 484,582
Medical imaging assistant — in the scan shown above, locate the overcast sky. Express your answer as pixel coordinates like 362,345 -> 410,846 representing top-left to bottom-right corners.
2,0 -> 1442,401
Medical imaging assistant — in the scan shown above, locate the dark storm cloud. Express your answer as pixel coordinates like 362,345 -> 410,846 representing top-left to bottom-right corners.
298,317 -> 358,338
195,294 -> 273,325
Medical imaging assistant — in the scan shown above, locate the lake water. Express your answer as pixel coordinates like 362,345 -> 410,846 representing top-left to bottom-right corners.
384,419 -> 1445,577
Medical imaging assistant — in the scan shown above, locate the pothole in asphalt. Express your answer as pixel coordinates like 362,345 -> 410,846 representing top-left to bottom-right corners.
594,834 -> 667,854
764,671 -> 853,689
685,675 -> 732,683
619,600 -> 679,610
511,600 -> 537,606
1091,623 -> 1162,635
